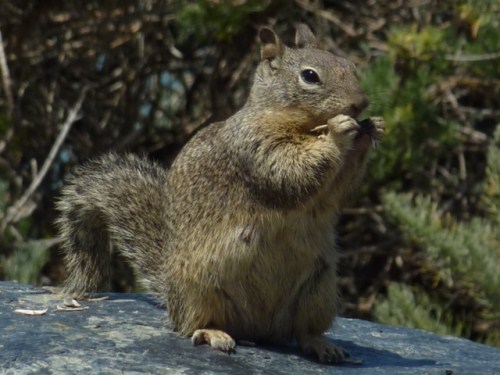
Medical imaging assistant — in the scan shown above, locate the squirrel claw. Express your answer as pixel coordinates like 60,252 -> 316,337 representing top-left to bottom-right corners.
311,124 -> 329,139
299,335 -> 351,364
192,329 -> 237,354
310,124 -> 328,133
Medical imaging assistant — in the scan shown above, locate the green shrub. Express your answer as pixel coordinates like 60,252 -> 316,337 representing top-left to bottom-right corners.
376,127 -> 500,343
176,0 -> 269,43
374,283 -> 462,336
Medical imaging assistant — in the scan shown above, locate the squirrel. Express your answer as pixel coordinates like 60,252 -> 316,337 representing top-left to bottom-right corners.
56,24 -> 384,364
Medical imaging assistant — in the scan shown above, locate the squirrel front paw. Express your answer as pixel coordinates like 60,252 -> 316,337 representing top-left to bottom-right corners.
326,114 -> 360,147
310,115 -> 383,149
369,116 -> 385,142
358,116 -> 385,148
192,328 -> 236,354
328,114 -> 360,136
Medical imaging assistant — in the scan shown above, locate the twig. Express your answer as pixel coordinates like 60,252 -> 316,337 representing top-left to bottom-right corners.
445,52 -> 500,62
342,206 -> 384,215
0,27 -> 14,154
0,87 -> 88,233
457,151 -> 466,181
295,0 -> 358,37
0,28 -> 13,117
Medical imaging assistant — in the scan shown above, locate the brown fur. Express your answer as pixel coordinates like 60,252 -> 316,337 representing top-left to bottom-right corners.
56,24 -> 384,364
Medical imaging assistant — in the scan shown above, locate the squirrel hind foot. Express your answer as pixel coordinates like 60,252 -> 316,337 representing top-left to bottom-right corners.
299,335 -> 350,364
191,329 -> 236,354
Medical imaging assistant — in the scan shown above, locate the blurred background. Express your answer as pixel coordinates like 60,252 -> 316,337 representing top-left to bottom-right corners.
0,0 -> 498,347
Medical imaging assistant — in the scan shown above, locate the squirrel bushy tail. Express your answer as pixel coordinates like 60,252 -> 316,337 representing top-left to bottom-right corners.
56,153 -> 168,297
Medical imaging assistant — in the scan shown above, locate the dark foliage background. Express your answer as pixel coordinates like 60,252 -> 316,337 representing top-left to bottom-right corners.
0,0 -> 498,346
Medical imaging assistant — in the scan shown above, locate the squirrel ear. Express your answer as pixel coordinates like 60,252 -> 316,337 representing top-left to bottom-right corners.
294,24 -> 318,48
259,27 -> 284,61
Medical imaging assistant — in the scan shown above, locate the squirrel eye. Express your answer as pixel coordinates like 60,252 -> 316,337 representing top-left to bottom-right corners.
300,69 -> 321,84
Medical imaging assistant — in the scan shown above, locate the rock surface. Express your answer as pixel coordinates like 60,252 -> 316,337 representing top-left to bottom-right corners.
1,281 -> 499,374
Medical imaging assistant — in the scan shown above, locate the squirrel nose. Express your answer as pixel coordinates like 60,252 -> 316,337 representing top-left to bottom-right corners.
349,94 -> 369,117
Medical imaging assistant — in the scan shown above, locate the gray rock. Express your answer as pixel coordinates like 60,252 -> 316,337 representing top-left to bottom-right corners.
1,281 -> 499,374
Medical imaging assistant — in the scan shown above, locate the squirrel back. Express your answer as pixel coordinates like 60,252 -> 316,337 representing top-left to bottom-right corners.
56,24 -> 384,364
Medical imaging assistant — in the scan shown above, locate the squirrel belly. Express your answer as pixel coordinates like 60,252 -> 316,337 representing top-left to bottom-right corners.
56,24 -> 384,364
162,120 -> 341,342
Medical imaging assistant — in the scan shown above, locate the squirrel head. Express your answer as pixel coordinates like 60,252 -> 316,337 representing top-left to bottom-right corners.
249,24 -> 368,124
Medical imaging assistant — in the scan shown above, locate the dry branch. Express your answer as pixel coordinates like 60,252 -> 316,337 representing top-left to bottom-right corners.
0,87 -> 88,234
0,28 -> 13,117
0,28 -> 14,154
